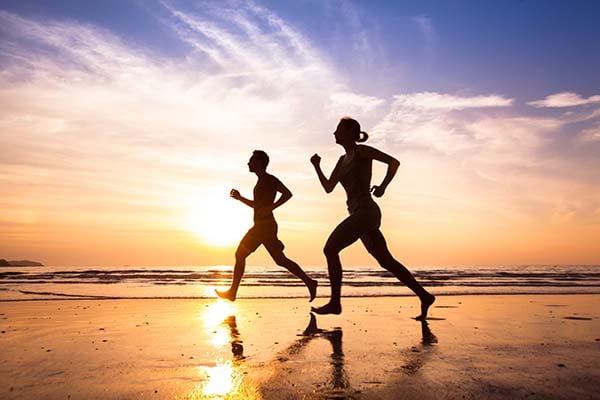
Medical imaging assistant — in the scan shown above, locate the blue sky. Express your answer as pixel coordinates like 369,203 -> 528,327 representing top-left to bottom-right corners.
1,0 -> 599,265
3,0 -> 599,98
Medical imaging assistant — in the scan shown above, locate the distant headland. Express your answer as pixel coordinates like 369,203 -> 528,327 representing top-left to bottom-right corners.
0,259 -> 44,267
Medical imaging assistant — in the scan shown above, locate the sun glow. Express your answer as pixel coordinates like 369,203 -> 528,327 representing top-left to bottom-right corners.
184,189 -> 251,247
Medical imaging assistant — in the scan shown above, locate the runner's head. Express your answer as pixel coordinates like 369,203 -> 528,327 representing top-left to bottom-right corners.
248,150 -> 269,173
334,117 -> 369,145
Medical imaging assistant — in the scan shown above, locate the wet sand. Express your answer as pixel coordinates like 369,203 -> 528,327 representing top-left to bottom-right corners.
0,295 -> 598,399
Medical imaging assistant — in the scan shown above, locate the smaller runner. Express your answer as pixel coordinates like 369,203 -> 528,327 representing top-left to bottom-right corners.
216,150 -> 318,302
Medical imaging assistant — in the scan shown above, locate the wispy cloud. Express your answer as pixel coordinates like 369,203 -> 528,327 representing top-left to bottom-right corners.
390,92 -> 512,110
528,92 -> 600,108
413,15 -> 436,46
327,91 -> 386,116
578,124 -> 600,142
334,1 -> 375,62
0,3 -> 349,170
373,92 -> 513,154
372,91 -> 600,238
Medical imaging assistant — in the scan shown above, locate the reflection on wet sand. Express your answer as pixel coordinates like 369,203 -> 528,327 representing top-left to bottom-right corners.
225,315 -> 245,361
287,313 -> 350,392
200,361 -> 242,397
189,302 -> 438,399
199,316 -> 247,397
190,302 -> 259,399
262,314 -> 438,399
307,313 -> 349,391
399,320 -> 437,376
420,320 -> 437,346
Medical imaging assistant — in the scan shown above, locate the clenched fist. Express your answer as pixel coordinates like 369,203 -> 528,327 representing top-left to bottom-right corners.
310,154 -> 321,166
230,188 -> 241,200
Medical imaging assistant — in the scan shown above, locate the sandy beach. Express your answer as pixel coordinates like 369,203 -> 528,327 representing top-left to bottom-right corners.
1,295 -> 598,399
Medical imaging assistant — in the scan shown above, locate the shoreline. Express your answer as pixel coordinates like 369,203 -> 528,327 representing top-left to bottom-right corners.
2,290 -> 600,302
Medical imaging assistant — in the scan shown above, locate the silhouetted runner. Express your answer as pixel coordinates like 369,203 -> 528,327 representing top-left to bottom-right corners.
216,150 -> 317,301
310,118 -> 435,319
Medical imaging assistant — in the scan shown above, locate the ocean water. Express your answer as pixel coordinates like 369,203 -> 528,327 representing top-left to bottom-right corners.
1,265 -> 599,301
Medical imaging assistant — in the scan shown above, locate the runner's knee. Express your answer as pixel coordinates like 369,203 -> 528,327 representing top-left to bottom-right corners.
374,251 -> 404,273
366,244 -> 394,266
323,241 -> 340,258
362,231 -> 390,260
272,253 -> 288,266
377,256 -> 398,271
369,245 -> 390,259
235,246 -> 250,260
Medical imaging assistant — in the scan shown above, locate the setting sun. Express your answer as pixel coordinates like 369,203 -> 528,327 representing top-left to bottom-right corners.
183,189 -> 251,247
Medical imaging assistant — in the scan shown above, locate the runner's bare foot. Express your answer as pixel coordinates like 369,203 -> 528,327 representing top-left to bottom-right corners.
308,279 -> 318,302
215,289 -> 236,301
311,301 -> 341,315
415,293 -> 435,320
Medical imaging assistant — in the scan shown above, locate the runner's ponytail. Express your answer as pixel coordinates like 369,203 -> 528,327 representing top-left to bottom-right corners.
339,117 -> 369,143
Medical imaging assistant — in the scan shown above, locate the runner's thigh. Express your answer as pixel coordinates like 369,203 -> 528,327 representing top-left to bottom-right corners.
360,229 -> 390,256
324,214 -> 364,253
263,227 -> 285,258
237,226 -> 262,256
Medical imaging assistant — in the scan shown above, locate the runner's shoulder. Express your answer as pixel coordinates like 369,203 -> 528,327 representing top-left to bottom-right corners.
265,173 -> 282,185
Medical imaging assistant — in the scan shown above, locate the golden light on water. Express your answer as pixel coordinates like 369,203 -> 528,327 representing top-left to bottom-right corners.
211,325 -> 230,348
201,300 -> 238,328
188,362 -> 261,400
190,300 -> 261,399
199,361 -> 242,397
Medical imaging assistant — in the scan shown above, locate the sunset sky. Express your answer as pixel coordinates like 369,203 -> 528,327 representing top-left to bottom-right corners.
1,0 -> 599,267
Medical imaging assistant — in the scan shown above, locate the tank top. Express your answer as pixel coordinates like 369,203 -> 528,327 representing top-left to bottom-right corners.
338,147 -> 375,213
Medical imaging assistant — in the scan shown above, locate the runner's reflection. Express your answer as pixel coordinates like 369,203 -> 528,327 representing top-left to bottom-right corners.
283,314 -> 438,392
217,313 -> 438,398
223,315 -> 245,360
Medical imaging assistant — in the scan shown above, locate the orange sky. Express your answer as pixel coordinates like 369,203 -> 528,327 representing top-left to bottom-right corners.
1,6 -> 599,267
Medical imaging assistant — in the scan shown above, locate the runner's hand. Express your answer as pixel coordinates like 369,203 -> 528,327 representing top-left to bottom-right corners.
230,189 -> 241,200
310,154 -> 321,166
371,185 -> 385,198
